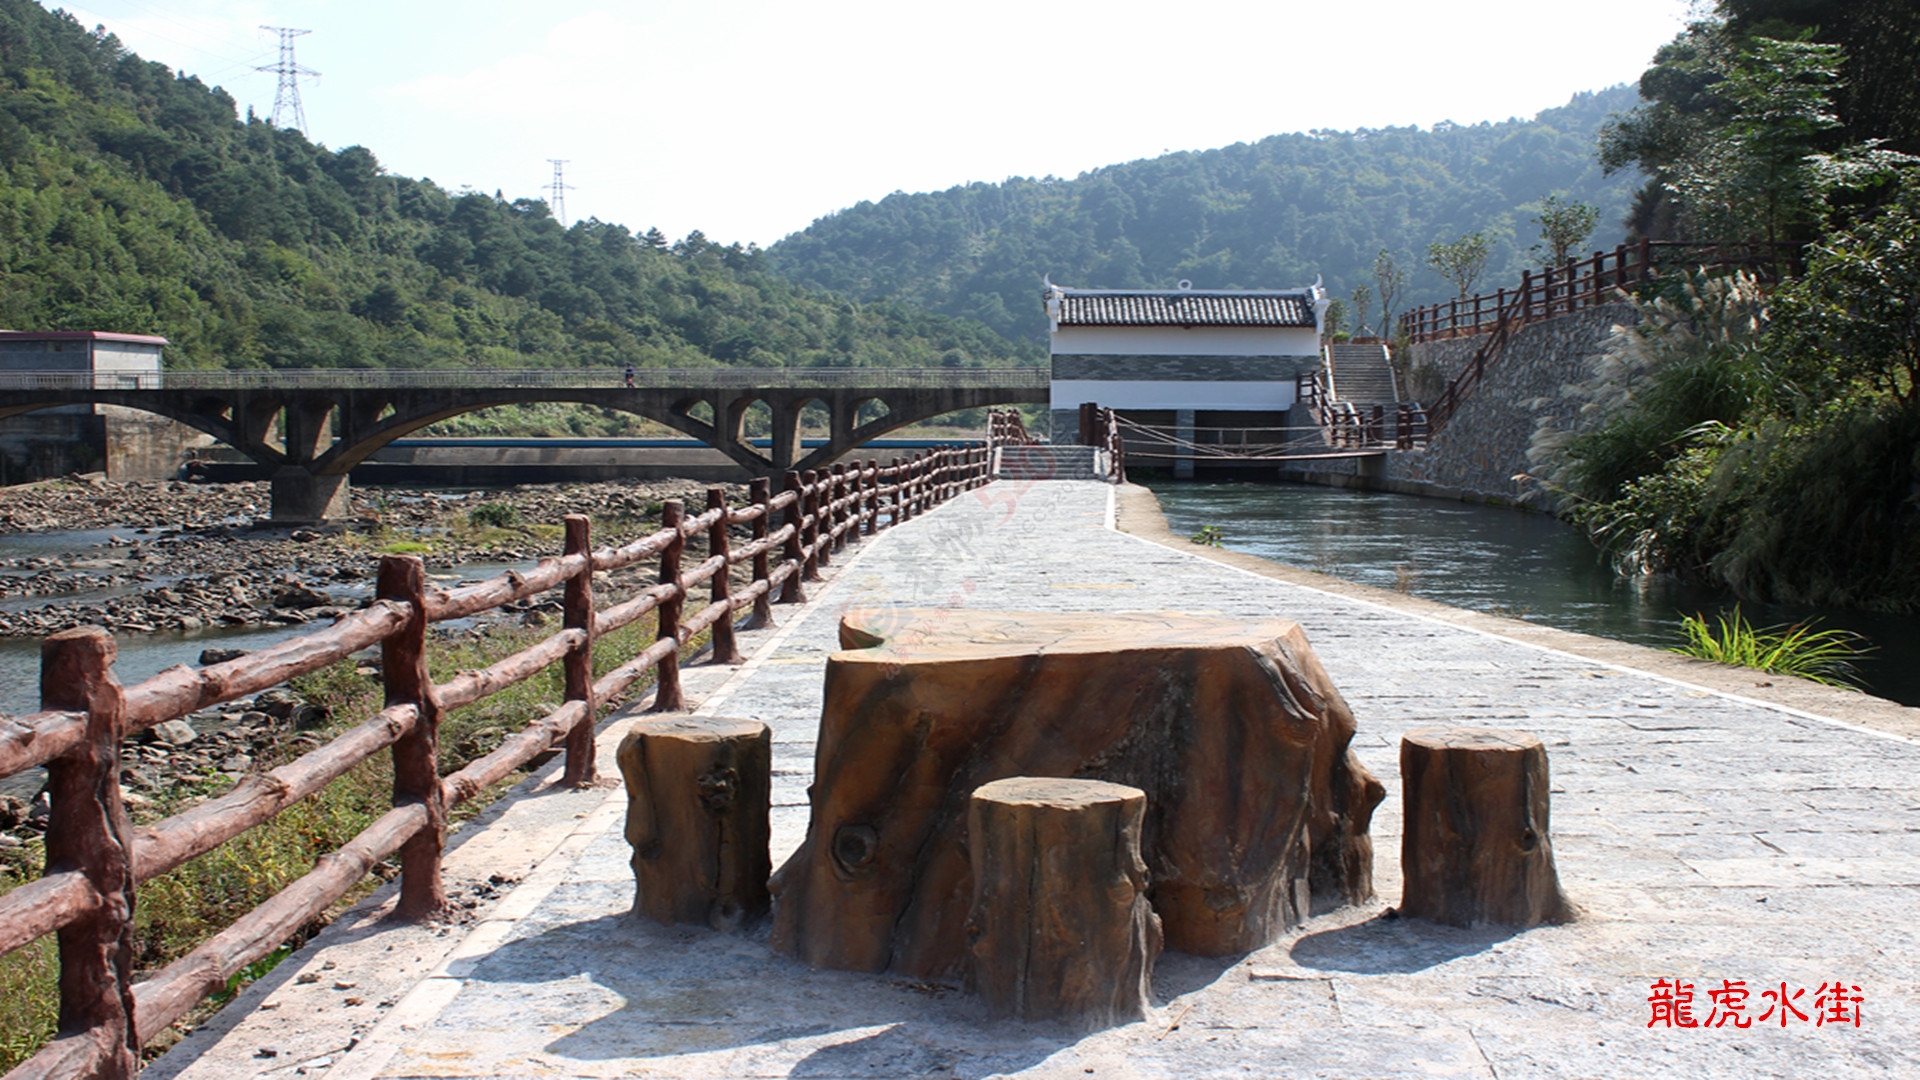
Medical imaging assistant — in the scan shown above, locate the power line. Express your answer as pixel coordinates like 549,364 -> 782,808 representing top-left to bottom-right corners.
546,159 -> 574,226
256,26 -> 318,134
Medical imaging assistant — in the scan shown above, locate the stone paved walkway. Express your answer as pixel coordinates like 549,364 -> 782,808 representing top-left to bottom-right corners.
158,481 -> 1919,1079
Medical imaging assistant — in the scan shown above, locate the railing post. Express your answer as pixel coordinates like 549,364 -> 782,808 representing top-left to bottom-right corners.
779,471 -> 806,604
40,627 -> 137,1079
746,477 -> 775,628
890,458 -> 904,527
651,500 -> 686,712
379,555 -> 446,919
831,464 -> 848,553
863,461 -> 879,535
1613,244 -> 1627,292
802,470 -> 824,579
706,488 -> 741,665
561,514 -> 597,787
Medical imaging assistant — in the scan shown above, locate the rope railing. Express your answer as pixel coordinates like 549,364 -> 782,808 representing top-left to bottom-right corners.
0,444 -> 994,1080
1112,410 -> 1423,462
0,367 -> 1052,392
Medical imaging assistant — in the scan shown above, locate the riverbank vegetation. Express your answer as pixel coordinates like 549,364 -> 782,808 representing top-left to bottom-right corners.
0,0 -> 1038,384
1527,1 -> 1920,612
1672,607 -> 1868,688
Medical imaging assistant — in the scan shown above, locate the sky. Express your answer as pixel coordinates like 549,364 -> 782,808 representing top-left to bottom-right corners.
51,0 -> 1694,248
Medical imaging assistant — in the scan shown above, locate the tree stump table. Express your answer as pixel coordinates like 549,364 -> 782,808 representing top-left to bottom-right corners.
1399,727 -> 1570,928
770,609 -> 1384,978
966,777 -> 1160,1028
617,716 -> 771,931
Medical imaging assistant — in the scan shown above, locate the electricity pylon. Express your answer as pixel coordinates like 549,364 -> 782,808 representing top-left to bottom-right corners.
547,160 -> 574,226
257,27 -> 319,134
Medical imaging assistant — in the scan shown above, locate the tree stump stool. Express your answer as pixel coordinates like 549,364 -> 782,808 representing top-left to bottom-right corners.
966,777 -> 1160,1028
1399,727 -> 1570,928
617,716 -> 771,931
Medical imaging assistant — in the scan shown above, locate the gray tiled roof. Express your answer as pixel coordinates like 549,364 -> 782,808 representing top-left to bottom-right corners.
1053,288 -> 1316,328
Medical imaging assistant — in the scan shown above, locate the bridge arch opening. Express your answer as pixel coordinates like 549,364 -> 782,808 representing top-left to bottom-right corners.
735,399 -> 772,446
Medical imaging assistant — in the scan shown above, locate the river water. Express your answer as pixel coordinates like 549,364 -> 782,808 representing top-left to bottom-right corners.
1146,479 -> 1920,707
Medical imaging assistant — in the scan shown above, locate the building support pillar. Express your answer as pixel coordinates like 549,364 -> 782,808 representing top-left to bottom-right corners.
1174,408 -> 1195,480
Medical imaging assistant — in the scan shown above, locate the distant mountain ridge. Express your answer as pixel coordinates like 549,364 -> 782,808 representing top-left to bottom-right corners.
0,0 -> 1037,374
767,86 -> 1645,342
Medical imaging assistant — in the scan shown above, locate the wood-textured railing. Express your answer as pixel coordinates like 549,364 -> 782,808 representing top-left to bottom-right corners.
1401,239 -> 1795,439
988,408 -> 1039,448
0,447 -> 991,1080
1400,239 -> 1799,344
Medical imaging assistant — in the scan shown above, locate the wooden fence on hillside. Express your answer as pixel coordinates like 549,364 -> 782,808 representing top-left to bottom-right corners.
1399,239 -> 1798,344
0,446 -> 990,1080
1399,239 -> 1796,438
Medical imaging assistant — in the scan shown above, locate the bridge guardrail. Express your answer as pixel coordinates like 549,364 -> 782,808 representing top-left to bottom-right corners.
0,446 -> 995,1080
0,368 -> 1051,392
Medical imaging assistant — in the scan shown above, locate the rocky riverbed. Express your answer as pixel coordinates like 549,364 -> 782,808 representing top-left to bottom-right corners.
0,474 -> 754,843
0,476 -> 747,638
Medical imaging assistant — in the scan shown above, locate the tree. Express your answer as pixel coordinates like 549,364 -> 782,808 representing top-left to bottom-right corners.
1426,232 -> 1493,299
1373,249 -> 1406,338
1321,298 -> 1349,341
1532,195 -> 1600,266
1349,284 -> 1373,338
1770,181 -> 1920,407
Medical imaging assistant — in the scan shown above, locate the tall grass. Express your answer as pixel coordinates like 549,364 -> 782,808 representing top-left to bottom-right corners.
1672,606 -> 1870,689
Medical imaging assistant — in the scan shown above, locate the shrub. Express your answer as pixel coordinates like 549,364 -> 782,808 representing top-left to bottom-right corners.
468,501 -> 520,529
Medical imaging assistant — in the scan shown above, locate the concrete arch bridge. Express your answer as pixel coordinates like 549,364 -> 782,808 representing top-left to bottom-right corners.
0,367 -> 1049,520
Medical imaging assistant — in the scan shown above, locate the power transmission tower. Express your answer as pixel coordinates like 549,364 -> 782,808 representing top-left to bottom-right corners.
546,159 -> 574,226
256,27 -> 319,134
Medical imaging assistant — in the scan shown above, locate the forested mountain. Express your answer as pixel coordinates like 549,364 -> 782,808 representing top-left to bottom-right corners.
768,88 -> 1644,342
0,0 -> 1036,372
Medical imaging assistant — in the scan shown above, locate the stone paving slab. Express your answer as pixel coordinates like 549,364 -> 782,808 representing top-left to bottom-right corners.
162,481 -> 1920,1079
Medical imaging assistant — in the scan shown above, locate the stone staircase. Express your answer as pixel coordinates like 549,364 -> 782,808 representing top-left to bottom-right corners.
995,444 -> 1108,481
1326,343 -> 1399,404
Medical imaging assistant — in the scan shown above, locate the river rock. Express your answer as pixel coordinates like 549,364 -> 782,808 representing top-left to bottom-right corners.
768,609 -> 1385,979
200,648 -> 250,665
154,718 -> 199,747
272,583 -> 332,609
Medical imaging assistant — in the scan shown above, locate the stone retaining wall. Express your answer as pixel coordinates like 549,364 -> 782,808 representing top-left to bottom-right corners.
1284,302 -> 1638,509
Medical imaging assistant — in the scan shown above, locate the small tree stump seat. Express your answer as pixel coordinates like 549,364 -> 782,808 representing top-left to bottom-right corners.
617,716 -> 771,931
1399,727 -> 1571,928
966,777 -> 1160,1028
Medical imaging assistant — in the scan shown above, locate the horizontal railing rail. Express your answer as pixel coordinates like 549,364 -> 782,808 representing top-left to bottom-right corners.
0,444 -> 994,1080
0,367 -> 1051,393
1399,239 -> 1799,344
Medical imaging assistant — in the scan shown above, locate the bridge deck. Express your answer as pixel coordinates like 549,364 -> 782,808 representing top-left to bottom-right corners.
149,482 -> 1920,1080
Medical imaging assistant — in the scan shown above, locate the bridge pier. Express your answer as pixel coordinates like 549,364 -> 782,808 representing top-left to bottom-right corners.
271,467 -> 351,522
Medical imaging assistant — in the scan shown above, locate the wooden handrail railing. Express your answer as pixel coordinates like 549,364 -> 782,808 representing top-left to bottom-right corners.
0,445 -> 994,1080
1399,238 -> 1800,345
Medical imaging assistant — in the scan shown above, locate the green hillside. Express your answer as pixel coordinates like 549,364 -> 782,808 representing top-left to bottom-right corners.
0,1 -> 1037,375
767,88 -> 1644,342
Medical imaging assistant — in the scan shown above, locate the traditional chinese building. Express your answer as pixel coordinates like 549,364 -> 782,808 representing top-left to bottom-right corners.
1043,279 -> 1327,475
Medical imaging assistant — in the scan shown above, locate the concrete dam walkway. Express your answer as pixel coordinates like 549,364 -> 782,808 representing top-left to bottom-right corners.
149,481 -> 1919,1080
